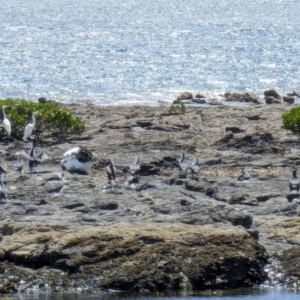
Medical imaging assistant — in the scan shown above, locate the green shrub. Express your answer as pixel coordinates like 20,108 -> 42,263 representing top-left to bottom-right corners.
168,102 -> 186,115
282,105 -> 300,134
0,98 -> 86,141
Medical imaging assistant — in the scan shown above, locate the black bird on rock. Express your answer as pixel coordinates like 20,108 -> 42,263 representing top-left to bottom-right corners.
106,156 -> 116,186
0,178 -> 7,202
16,142 -> 50,173
127,155 -> 140,184
289,169 -> 300,194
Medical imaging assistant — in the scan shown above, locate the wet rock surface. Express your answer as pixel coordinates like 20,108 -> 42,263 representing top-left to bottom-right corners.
0,102 -> 300,293
0,222 -> 267,293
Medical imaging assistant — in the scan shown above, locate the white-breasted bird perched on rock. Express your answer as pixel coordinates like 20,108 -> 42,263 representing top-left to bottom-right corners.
237,166 -> 252,181
128,155 -> 140,183
289,169 -> 300,194
61,146 -> 94,173
178,152 -> 188,178
23,111 -> 38,141
106,156 -> 116,186
2,105 -> 11,136
16,142 -> 51,173
190,157 -> 200,179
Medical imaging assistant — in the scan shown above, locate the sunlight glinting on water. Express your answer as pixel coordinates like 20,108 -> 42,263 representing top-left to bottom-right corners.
1,0 -> 300,105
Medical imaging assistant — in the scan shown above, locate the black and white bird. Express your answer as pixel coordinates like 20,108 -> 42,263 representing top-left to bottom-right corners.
128,155 -> 140,183
190,157 -> 200,179
289,169 -> 300,194
2,105 -> 11,136
14,156 -> 24,174
23,111 -> 37,141
0,178 -> 7,202
0,160 -> 9,178
61,146 -> 94,173
16,142 -> 50,173
178,152 -> 188,178
237,166 -> 251,181
106,156 -> 116,186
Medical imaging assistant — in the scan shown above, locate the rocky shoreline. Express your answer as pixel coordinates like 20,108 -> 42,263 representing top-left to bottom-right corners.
1,97 -> 300,294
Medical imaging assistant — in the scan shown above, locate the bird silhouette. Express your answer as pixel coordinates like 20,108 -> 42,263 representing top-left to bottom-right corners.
289,169 -> 300,194
106,156 -> 116,186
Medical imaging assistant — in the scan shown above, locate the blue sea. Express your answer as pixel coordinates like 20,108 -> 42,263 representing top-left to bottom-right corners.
1,288 -> 300,300
1,0 -> 300,105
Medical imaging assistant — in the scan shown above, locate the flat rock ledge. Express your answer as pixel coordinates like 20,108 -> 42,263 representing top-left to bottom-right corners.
0,222 -> 267,294
2,102 -> 300,293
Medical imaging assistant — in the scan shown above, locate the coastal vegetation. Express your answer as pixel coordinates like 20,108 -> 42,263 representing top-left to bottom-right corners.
282,105 -> 300,134
168,102 -> 186,114
0,98 -> 86,141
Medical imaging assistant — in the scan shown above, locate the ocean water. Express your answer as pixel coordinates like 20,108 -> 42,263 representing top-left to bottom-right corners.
2,288 -> 300,300
0,0 -> 300,105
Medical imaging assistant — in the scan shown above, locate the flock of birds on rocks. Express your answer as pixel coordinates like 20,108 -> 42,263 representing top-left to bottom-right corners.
1,104 -> 300,202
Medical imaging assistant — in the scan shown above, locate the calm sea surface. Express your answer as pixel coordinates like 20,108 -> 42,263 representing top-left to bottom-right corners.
1,0 -> 300,105
1,288 -> 300,300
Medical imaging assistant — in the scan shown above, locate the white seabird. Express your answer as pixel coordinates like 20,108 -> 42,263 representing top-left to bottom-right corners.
2,105 -> 11,136
61,146 -> 94,173
23,111 -> 38,141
